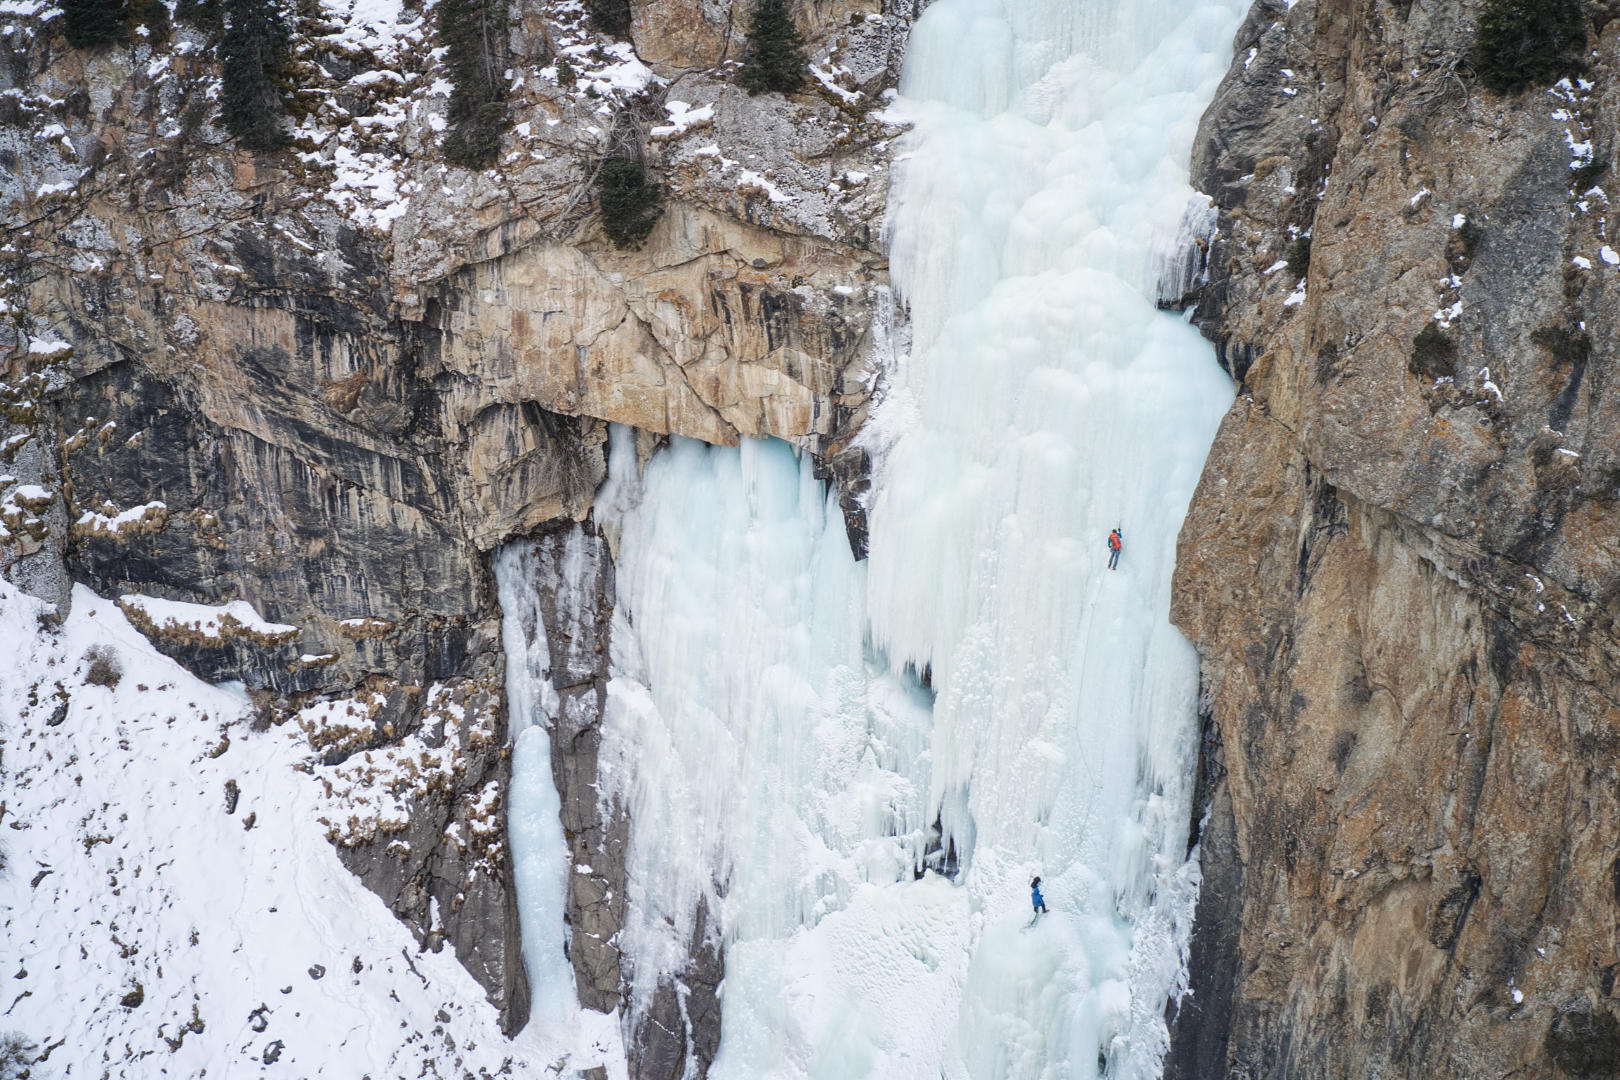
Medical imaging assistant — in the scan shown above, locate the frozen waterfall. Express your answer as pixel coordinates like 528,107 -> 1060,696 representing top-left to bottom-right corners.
496,541 -> 580,1026
865,0 -> 1247,1074
499,0 -> 1248,1077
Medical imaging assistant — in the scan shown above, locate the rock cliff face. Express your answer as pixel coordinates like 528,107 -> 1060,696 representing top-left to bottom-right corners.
40,0 -> 1620,1074
1170,1 -> 1620,1076
0,0 -> 907,1064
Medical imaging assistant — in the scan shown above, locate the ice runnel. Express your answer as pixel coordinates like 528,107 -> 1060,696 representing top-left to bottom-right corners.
495,542 -> 577,1024
505,0 -> 1247,1076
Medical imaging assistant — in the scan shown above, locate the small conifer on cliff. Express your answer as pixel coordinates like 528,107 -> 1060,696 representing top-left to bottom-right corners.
220,0 -> 292,150
584,0 -> 631,38
737,0 -> 806,96
440,0 -> 509,168
597,156 -> 662,249
175,0 -> 224,33
61,0 -> 129,47
1473,0 -> 1587,94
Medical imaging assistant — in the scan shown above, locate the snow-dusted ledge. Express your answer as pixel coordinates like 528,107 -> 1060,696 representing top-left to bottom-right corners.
117,593 -> 300,646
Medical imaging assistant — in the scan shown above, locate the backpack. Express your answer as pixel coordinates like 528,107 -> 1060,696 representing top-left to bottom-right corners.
1109,532 -> 1121,551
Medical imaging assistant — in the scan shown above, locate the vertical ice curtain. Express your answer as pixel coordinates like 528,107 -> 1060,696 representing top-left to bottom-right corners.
503,0 -> 1249,1077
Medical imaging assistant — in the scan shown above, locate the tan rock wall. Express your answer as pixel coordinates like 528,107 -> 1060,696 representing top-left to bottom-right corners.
1170,2 -> 1620,1076
3,0 -> 894,681
630,0 -> 881,70
430,201 -> 880,449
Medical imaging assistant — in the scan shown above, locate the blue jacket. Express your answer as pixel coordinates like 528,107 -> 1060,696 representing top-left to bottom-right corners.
1031,885 -> 1045,909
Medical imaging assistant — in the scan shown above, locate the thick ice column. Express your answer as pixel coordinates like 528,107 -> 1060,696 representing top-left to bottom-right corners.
549,0 -> 1249,1077
865,0 -> 1248,1075
495,543 -> 577,1024
595,434 -> 936,1025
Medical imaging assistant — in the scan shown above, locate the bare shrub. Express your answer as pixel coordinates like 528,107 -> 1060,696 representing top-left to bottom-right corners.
0,1032 -> 37,1080
84,645 -> 122,689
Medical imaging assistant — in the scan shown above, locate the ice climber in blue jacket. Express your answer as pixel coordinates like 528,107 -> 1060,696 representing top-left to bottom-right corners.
1030,876 -> 1048,916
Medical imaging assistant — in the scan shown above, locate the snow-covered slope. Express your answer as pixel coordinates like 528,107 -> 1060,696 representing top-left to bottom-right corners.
0,582 -> 622,1078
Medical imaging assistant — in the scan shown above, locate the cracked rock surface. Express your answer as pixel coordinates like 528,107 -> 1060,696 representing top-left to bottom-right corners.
1169,2 -> 1620,1076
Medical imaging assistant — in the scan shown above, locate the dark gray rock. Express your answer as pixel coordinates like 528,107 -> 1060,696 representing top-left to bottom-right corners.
507,523 -> 628,1014
1164,711 -> 1240,1080
1,369 -> 72,615
325,651 -> 532,1036
1546,1003 -> 1620,1079
628,897 -> 723,1080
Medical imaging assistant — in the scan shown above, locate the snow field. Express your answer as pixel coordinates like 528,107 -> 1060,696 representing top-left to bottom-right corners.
118,592 -> 298,641
0,581 -> 622,1078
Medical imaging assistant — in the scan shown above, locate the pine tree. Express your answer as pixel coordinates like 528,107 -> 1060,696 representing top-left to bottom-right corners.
1474,0 -> 1587,94
61,0 -> 129,48
175,0 -> 224,33
584,0 -> 631,38
220,0 -> 292,150
597,156 -> 662,249
737,0 -> 806,96
128,0 -> 171,40
440,0 -> 509,168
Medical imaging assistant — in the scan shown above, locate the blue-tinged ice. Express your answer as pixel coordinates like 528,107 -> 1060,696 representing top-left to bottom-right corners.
595,431 -> 942,1046
496,543 -> 579,1025
864,1 -> 1246,1075
508,0 -> 1248,1077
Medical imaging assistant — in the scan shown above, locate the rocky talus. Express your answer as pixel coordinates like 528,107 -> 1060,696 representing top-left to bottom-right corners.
1170,1 -> 1620,1077
0,0 -> 908,1067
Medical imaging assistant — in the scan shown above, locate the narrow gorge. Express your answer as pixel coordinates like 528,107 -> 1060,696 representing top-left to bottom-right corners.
3,1 -> 1619,1078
